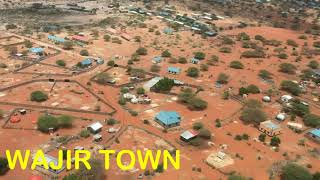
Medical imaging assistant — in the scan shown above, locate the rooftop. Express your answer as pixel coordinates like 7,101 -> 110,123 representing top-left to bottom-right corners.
48,35 -> 65,43
88,122 -> 103,131
29,47 -> 44,53
180,130 -> 198,140
81,58 -> 92,66
168,67 -> 181,73
156,111 -> 181,126
309,128 -> 320,137
261,120 -> 281,130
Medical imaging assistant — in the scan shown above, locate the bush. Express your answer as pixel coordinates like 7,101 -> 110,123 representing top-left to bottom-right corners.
0,63 -> 7,68
217,73 -> 229,84
30,91 -> 48,102
193,122 -> 204,130
0,157 -> 9,175
178,88 -> 195,103
169,58 -> 177,64
259,70 -> 272,80
287,39 -> 298,47
63,174 -> 78,180
150,64 -> 161,72
107,60 -> 115,66
278,53 -> 288,59
136,87 -> 145,95
208,55 -> 219,65
56,60 -> 66,67
193,52 -> 206,60
308,60 -> 319,69
219,47 -> 232,53
246,84 -> 260,94
106,118 -> 118,126
237,32 -> 250,41
222,36 -> 234,45
37,115 -> 59,133
313,41 -> 320,48
187,67 -> 200,77
255,35 -> 265,42
200,64 -> 209,71
136,47 -> 148,55
118,96 -> 127,105
188,97 -> 208,110
281,164 -> 312,180
270,136 -> 281,147
239,87 -> 249,95
58,115 -> 73,128
178,57 -> 187,64
230,61 -> 244,69
161,50 -> 171,57
104,34 -> 111,42
95,73 -> 112,85
79,129 -> 90,138
279,63 -> 297,74
258,134 -> 266,142
290,100 -> 310,117
241,108 -> 267,124
198,129 -> 212,139
241,50 -> 265,58
80,50 -> 89,56
303,114 -> 320,127
228,175 -> 248,180
24,40 -> 33,48
280,81 -> 301,96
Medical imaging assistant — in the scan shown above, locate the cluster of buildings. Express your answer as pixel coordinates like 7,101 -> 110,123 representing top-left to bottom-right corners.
123,93 -> 151,104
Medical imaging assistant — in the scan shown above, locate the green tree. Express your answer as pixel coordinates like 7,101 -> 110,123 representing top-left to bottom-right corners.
161,50 -> 171,57
280,81 -> 301,96
281,163 -> 312,180
56,60 -> 66,67
136,47 -> 148,55
308,60 -> 319,69
198,129 -> 212,139
188,97 -> 208,110
24,40 -> 33,48
303,114 -> 320,127
136,87 -> 145,95
79,129 -> 90,138
63,173 -> 78,180
217,73 -> 229,84
270,136 -> 281,147
107,60 -> 115,66
153,78 -> 175,93
193,122 -> 204,130
187,67 -> 200,77
258,134 -> 266,142
103,34 -> 111,42
228,175 -> 247,180
37,115 -> 59,133
259,70 -> 272,80
290,100 -> 310,117
80,50 -> 89,56
95,73 -> 112,85
58,115 -> 73,128
30,91 -> 48,102
246,84 -> 260,94
241,108 -> 267,124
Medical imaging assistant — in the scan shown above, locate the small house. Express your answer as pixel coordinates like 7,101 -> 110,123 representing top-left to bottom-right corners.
155,111 -> 181,128
259,120 -> 281,136
306,128 -> 320,143
180,130 -> 198,142
262,96 -> 271,102
281,95 -> 293,103
32,154 -> 65,174
276,113 -> 286,121
93,134 -> 102,142
29,47 -> 44,55
72,35 -> 90,44
167,67 -> 181,74
190,57 -> 200,64
106,28 -> 118,35
163,28 -> 174,35
121,33 -> 132,41
80,58 -> 92,67
205,31 -> 217,37
152,56 -> 163,64
48,35 -> 65,44
87,122 -> 103,134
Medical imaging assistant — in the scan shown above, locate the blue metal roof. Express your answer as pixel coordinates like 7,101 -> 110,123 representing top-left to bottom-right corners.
153,56 -> 163,63
156,111 -> 181,125
81,58 -> 92,65
264,121 -> 280,130
168,67 -> 181,73
309,128 -> 320,138
48,35 -> 65,43
29,47 -> 44,53
163,28 -> 173,34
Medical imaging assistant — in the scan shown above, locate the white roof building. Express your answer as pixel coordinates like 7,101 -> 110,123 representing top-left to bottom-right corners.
87,122 -> 103,134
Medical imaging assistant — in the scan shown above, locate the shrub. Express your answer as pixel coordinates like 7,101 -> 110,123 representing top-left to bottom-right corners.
193,52 -> 206,60
230,61 -> 244,69
289,100 -> 310,117
198,129 -> 212,139
136,87 -> 145,95
136,47 -> 148,55
37,115 -> 59,133
188,97 -> 208,110
187,67 -> 200,77
193,122 -> 204,130
56,60 -> 66,67
104,34 -> 111,42
313,41 -> 320,48
168,58 -> 177,64
240,108 -> 267,124
24,40 -> 33,48
118,97 -> 126,105
58,115 -> 73,128
280,81 -> 301,96
178,57 -> 187,64
246,84 -> 260,94
279,63 -> 297,74
107,60 -> 115,66
30,91 -> 48,102
241,50 -> 265,58
237,32 -> 250,41
258,134 -> 266,142
270,136 -> 281,147
200,64 -> 209,71
80,50 -> 89,56
239,87 -> 249,95
278,53 -> 288,59
259,70 -> 272,80
153,77 -> 174,93
287,39 -> 298,47
222,36 -> 234,45
79,129 -> 90,138
0,157 -> 9,175
303,114 -> 320,127
95,73 -> 112,85
308,60 -> 319,69
208,55 -> 219,65
178,88 -> 195,103
281,164 -> 312,180
161,50 -> 171,57
106,118 -> 118,126
255,35 -> 265,42
228,175 -> 248,180
219,47 -> 232,53
150,64 -> 161,72
217,73 -> 229,84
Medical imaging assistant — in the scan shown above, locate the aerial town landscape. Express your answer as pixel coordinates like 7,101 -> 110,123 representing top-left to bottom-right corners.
0,0 -> 320,180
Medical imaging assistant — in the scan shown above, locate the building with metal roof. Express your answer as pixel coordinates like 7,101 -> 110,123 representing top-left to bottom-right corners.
259,120 -> 281,136
48,35 -> 65,43
29,47 -> 44,54
152,56 -> 163,64
155,111 -> 181,128
80,58 -> 92,67
180,130 -> 198,142
87,122 -> 103,134
307,128 -> 320,143
143,77 -> 163,91
167,67 -> 181,74
163,28 -> 174,34
32,154 -> 65,174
